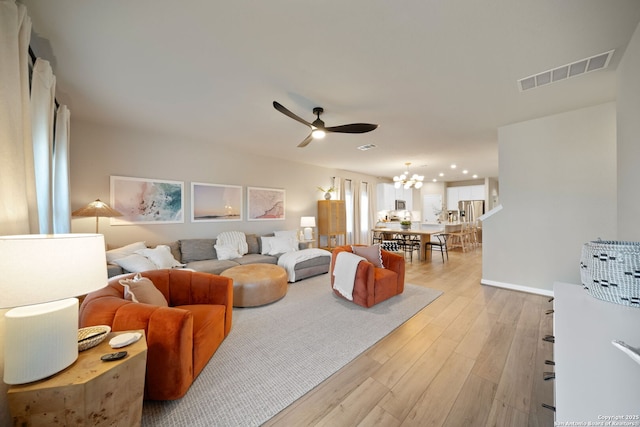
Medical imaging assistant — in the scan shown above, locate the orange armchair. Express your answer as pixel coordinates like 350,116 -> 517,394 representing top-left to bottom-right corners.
79,269 -> 232,400
330,245 -> 405,308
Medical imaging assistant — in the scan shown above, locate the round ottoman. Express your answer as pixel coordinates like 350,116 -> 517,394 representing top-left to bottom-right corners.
221,264 -> 288,307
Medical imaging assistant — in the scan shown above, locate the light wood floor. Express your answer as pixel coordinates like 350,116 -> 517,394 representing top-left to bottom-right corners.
265,246 -> 555,427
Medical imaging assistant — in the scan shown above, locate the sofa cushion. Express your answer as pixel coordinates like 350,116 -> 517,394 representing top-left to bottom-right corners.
136,245 -> 185,269
112,253 -> 158,272
180,239 -> 217,263
119,275 -> 169,306
185,259 -> 239,275
261,236 -> 297,255
352,244 -> 384,268
234,253 -> 277,265
246,234 -> 260,254
106,241 -> 147,263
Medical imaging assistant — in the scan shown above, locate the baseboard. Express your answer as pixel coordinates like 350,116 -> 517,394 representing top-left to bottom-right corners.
480,278 -> 554,297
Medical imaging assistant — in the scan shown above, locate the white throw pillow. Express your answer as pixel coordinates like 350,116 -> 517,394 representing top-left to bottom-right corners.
261,236 -> 274,255
268,236 -> 298,255
214,243 -> 242,260
274,230 -> 299,241
135,245 -> 185,269
106,241 -> 147,263
112,253 -> 158,273
274,230 -> 299,252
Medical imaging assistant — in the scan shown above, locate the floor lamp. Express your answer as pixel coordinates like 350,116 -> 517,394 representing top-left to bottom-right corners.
71,199 -> 123,233
0,234 -> 108,384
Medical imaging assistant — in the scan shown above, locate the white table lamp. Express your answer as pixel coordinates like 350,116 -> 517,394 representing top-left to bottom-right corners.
0,234 -> 108,384
300,216 -> 316,240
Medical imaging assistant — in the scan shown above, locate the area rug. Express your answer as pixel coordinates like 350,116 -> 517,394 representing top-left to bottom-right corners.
142,273 -> 442,427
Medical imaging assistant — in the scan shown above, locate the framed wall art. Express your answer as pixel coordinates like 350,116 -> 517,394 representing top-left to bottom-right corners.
191,182 -> 242,222
247,186 -> 285,221
110,176 -> 184,225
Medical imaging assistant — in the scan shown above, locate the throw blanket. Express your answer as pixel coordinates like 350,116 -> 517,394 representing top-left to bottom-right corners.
332,251 -> 366,301
217,231 -> 248,255
278,248 -> 331,282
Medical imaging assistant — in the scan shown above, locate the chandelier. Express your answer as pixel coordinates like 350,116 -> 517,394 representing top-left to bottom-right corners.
393,162 -> 424,189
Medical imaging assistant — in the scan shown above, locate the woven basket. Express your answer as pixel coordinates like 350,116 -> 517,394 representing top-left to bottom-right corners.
580,240 -> 640,307
78,325 -> 111,352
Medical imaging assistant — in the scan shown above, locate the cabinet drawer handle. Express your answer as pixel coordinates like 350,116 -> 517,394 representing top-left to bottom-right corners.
545,309 -> 554,315
545,360 -> 555,366
541,403 -> 556,412
543,372 -> 555,381
542,335 -> 555,343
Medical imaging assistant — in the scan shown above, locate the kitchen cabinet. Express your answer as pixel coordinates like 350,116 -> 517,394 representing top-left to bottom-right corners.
446,185 -> 484,211
317,200 -> 346,250
376,183 -> 413,211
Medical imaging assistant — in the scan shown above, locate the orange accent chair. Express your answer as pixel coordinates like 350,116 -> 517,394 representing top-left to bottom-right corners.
79,269 -> 233,400
330,245 -> 405,308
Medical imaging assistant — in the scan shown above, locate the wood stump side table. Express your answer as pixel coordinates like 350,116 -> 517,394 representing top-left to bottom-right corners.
7,330 -> 147,427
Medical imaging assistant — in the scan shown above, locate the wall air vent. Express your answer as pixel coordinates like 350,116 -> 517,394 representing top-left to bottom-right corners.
518,49 -> 614,92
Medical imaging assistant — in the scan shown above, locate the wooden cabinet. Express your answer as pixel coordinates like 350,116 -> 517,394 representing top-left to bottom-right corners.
8,330 -> 147,426
318,200 -> 346,250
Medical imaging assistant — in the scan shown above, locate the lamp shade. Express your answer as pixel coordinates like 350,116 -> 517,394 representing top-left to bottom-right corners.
71,199 -> 122,218
0,234 -> 108,308
300,216 -> 316,228
72,199 -> 123,234
300,216 -> 316,240
3,298 -> 79,384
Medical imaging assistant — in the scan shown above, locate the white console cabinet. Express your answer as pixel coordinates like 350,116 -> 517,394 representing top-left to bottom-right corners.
554,282 -> 640,423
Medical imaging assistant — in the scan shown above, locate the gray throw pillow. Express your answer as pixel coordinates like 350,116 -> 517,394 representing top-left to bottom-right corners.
180,239 -> 217,263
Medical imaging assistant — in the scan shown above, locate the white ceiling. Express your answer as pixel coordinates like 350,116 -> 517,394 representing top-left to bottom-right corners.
19,0 -> 640,182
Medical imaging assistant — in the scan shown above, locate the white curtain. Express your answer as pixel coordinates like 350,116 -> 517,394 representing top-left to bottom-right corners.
53,105 -> 71,233
0,2 -> 70,235
31,58 -> 56,234
335,178 -> 374,245
352,180 -> 362,244
0,0 -> 35,235
353,181 -> 373,245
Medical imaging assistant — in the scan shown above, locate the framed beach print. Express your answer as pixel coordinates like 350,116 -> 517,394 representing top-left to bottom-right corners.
110,176 -> 184,225
191,182 -> 242,222
247,186 -> 285,221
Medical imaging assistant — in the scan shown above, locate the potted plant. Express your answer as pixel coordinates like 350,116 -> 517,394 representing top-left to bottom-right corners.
317,186 -> 335,200
400,220 -> 412,230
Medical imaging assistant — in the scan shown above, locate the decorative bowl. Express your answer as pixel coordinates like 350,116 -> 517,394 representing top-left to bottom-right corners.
78,325 -> 111,352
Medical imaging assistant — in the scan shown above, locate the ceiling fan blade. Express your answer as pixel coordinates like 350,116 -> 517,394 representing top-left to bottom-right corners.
324,123 -> 378,134
273,101 -> 312,127
297,134 -> 314,148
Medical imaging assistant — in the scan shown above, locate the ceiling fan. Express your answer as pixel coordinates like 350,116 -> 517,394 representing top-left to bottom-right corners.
273,101 -> 378,148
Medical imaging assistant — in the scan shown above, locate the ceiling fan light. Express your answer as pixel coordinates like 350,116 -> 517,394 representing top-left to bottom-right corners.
415,181 -> 423,189
394,182 -> 401,189
311,129 -> 326,139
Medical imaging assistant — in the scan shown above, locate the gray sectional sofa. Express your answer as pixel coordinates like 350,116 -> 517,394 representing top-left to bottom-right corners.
107,234 -> 331,282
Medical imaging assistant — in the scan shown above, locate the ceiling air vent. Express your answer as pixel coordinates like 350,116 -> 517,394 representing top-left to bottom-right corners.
357,144 -> 376,151
518,49 -> 614,92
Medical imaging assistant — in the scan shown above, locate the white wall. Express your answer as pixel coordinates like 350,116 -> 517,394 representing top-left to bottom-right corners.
482,102 -> 617,294
69,120 -> 381,247
617,20 -> 640,240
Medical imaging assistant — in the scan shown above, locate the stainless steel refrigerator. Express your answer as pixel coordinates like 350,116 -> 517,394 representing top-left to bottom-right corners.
458,200 -> 484,222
